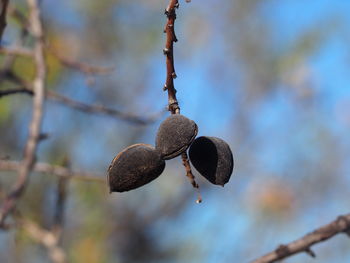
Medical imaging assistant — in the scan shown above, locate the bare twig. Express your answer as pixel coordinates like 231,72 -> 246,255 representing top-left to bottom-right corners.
0,0 -> 9,42
0,160 -> 105,183
0,70 -> 160,124
164,0 -> 180,114
46,89 -> 158,124
19,218 -> 67,263
0,87 -> 33,97
49,47 -> 115,75
0,0 -> 46,227
52,158 -> 70,237
250,214 -> 350,263
0,46 -> 33,56
0,46 -> 114,75
0,45 -> 114,76
8,5 -> 30,34
181,152 -> 202,203
163,0 -> 199,201
5,5 -> 113,76
0,8 -> 31,71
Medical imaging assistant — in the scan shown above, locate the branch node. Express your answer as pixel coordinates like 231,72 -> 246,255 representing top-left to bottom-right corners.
275,244 -> 289,257
163,85 -> 168,91
305,248 -> 316,258
164,10 -> 176,19
171,72 -> 177,79
167,102 -> 179,113
163,48 -> 170,55
337,215 -> 350,237
39,133 -> 50,141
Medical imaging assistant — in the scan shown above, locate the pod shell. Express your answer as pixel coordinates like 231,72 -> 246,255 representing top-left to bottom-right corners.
155,114 -> 198,160
108,144 -> 165,192
189,136 -> 233,186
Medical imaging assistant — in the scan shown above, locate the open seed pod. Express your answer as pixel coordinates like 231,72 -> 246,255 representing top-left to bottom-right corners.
156,114 -> 198,160
108,144 -> 165,192
189,136 -> 233,186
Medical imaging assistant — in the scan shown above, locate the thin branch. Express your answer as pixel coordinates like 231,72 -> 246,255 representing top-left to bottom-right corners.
1,6 -> 114,76
8,5 -> 30,34
19,218 -> 67,263
0,45 -> 114,75
46,89 -> 159,124
250,214 -> 350,263
0,8 -> 31,70
48,47 -> 115,75
163,1 -> 200,201
0,46 -> 33,56
52,158 -> 70,237
0,87 -> 33,97
0,70 -> 160,124
163,0 -> 180,114
181,152 -> 202,203
0,0 -> 9,43
0,0 -> 46,227
0,160 -> 105,183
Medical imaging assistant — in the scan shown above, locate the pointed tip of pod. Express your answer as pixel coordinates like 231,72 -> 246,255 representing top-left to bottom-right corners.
189,136 -> 233,186
108,143 -> 165,192
155,114 -> 198,160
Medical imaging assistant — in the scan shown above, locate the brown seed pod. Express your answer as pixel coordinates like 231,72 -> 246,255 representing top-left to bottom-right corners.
189,136 -> 233,186
108,144 -> 165,192
155,114 -> 198,160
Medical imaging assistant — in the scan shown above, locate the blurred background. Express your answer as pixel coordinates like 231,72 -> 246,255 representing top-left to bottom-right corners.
1,0 -> 350,262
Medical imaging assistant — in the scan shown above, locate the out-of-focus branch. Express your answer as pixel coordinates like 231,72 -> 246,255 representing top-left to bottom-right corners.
0,69 -> 160,124
0,0 -> 9,42
250,214 -> 350,263
0,84 -> 159,124
0,87 -> 33,97
52,158 -> 70,245
0,46 -> 114,75
5,5 -> 114,76
0,46 -> 33,56
0,0 -> 46,227
49,48 -> 115,75
46,89 -> 159,124
20,219 -> 67,263
8,5 -> 30,33
0,160 -> 105,183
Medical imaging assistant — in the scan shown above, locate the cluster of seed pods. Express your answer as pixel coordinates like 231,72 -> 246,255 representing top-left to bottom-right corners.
107,114 -> 234,193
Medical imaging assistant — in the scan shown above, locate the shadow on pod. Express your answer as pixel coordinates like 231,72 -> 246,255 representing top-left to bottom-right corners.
108,143 -> 165,192
156,114 -> 198,160
189,136 -> 233,186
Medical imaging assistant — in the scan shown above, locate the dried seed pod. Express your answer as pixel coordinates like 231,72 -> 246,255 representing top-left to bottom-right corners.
189,136 -> 233,186
108,144 -> 165,192
155,114 -> 198,160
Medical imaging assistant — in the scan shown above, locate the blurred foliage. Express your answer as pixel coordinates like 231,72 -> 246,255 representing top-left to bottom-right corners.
1,0 -> 350,263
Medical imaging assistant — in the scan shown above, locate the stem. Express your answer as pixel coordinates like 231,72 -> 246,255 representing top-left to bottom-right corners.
163,0 -> 201,202
181,152 -> 202,203
164,0 -> 180,114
